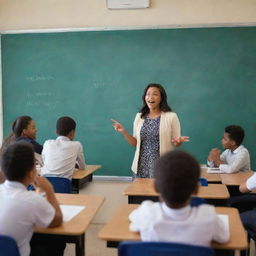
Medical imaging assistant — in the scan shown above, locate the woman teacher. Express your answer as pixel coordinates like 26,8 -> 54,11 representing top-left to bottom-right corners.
112,83 -> 189,178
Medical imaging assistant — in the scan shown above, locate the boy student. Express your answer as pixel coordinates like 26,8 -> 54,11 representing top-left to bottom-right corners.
41,116 -> 86,179
129,150 -> 229,247
0,143 -> 62,256
207,125 -> 250,173
238,174 -> 256,232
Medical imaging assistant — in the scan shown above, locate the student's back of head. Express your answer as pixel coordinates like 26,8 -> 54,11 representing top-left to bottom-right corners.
154,150 -> 200,208
225,125 -> 244,146
1,142 -> 35,182
56,116 -> 76,136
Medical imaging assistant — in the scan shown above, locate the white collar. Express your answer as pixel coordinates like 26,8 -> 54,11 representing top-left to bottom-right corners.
56,136 -> 70,141
161,202 -> 191,220
232,145 -> 243,154
4,180 -> 27,190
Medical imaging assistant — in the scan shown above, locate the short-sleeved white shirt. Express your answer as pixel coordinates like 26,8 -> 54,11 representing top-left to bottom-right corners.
246,173 -> 256,191
129,201 -> 229,247
0,181 -> 55,256
207,145 -> 250,173
41,136 -> 86,179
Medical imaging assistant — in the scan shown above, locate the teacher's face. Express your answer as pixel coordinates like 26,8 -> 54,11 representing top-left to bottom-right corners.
145,87 -> 161,110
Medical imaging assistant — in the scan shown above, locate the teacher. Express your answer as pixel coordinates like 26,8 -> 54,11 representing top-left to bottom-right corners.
112,83 -> 189,178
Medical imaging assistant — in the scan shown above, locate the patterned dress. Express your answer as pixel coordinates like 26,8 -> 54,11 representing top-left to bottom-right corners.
137,116 -> 160,178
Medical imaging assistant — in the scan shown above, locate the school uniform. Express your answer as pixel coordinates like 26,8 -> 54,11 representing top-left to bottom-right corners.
15,137 -> 43,154
0,181 -> 55,256
41,136 -> 86,179
129,200 -> 229,247
239,173 -> 256,232
207,145 -> 250,173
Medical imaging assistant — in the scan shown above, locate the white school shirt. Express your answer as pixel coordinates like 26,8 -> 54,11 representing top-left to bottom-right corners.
0,181 -> 55,256
246,173 -> 256,191
131,112 -> 181,174
129,201 -> 229,247
41,136 -> 86,179
207,145 -> 250,173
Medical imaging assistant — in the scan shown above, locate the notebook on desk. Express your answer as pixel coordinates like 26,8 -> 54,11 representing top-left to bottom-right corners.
207,167 -> 225,174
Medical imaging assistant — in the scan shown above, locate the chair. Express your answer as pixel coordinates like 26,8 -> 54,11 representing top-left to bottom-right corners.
118,241 -> 214,256
190,197 -> 206,207
198,178 -> 208,186
0,234 -> 20,256
45,176 -> 72,193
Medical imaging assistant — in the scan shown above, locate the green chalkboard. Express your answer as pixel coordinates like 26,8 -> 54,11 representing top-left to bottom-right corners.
1,27 -> 256,176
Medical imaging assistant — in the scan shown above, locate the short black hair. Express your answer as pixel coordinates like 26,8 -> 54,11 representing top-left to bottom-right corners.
225,125 -> 244,146
1,143 -> 35,182
56,116 -> 76,136
154,150 -> 200,207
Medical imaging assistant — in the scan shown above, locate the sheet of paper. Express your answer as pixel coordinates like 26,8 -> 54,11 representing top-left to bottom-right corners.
207,167 -> 224,173
218,214 -> 229,233
60,205 -> 85,222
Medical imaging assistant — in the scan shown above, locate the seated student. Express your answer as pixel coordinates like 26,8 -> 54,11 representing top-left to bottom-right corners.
0,143 -> 62,256
1,115 -> 43,155
235,174 -> 256,232
41,116 -> 86,179
129,150 -> 229,247
207,125 -> 250,173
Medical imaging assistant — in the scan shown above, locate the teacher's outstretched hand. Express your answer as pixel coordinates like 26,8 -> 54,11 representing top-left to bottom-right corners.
112,83 -> 189,178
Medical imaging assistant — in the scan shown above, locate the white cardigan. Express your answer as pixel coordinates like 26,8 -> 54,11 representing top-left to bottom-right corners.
131,111 -> 181,174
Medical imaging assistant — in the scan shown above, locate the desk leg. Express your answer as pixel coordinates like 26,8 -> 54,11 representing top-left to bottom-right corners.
76,233 -> 85,256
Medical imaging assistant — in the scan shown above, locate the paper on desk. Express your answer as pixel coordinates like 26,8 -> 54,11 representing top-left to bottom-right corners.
218,214 -> 229,233
60,205 -> 85,222
207,167 -> 225,173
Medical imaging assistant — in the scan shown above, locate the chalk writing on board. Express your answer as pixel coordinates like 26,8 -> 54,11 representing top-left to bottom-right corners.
25,75 -> 54,82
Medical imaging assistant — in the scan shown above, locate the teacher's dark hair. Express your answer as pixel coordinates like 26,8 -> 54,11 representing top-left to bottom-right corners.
140,83 -> 172,118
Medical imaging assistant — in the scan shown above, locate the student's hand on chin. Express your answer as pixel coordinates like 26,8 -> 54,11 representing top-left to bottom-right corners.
33,176 -> 54,194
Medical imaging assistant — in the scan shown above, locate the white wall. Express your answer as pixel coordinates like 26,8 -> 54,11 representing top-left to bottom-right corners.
0,0 -> 256,31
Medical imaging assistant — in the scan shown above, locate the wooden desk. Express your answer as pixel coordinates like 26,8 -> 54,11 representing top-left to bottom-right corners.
220,171 -> 254,196
124,178 -> 230,205
35,193 -> 104,256
98,204 -> 247,253
72,165 -> 102,193
200,167 -> 221,183
220,171 -> 254,186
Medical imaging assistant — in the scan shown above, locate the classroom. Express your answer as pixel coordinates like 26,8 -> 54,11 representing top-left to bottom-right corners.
1,1 -> 256,256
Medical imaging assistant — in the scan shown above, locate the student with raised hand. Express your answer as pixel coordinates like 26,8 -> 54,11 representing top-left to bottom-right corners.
129,150 -> 229,246
41,116 -> 86,179
112,83 -> 189,178
1,115 -> 43,154
207,125 -> 250,173
0,143 -> 62,256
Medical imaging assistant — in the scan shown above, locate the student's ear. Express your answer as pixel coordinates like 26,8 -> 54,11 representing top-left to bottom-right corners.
68,130 -> 75,140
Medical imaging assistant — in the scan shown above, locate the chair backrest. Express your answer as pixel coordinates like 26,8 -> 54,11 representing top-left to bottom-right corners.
45,176 -> 72,193
198,178 -> 208,186
118,241 -> 214,256
0,234 -> 20,256
190,197 -> 206,207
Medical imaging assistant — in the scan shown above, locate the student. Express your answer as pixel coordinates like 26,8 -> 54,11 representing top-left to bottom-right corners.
207,125 -> 250,173
1,115 -> 43,155
235,174 -> 256,232
0,143 -> 62,256
41,116 -> 86,179
129,150 -> 229,247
